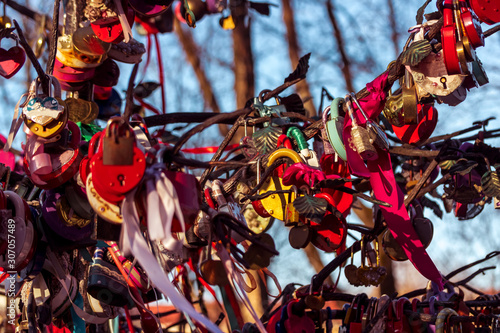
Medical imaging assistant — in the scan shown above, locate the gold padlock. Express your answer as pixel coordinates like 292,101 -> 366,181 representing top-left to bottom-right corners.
346,95 -> 378,161
402,68 -> 418,124
284,185 -> 300,226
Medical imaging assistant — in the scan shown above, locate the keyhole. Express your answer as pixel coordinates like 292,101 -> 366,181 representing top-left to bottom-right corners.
440,76 -> 447,89
107,26 -> 112,38
117,174 -> 125,186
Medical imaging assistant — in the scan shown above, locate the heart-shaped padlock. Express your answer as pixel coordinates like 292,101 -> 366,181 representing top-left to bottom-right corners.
392,103 -> 438,145
310,192 -> 347,253
24,121 -> 83,190
90,118 -> 146,202
91,5 -> 135,44
23,76 -> 68,139
0,33 -> 25,79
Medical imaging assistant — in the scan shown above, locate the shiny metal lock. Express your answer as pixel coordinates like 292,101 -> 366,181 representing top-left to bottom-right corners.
284,186 -> 299,226
23,77 -> 68,139
346,95 -> 378,161
481,166 -> 500,198
402,69 -> 418,124
212,179 -> 248,243
344,247 -> 362,287
350,92 -> 389,151
382,88 -> 405,127
102,122 -> 135,166
65,91 -> 99,124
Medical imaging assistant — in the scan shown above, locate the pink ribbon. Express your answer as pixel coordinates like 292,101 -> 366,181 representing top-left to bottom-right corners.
343,74 -> 444,289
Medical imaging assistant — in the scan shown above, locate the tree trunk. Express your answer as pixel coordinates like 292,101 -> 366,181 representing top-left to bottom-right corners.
326,0 -> 355,93
230,1 -> 254,144
281,0 -> 316,116
174,18 -> 229,136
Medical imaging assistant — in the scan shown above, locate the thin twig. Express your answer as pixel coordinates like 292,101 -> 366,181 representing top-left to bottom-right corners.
13,20 -> 48,95
46,0 -> 60,75
123,63 -> 140,123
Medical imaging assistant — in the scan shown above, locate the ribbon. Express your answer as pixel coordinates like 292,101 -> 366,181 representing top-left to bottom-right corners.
120,189 -> 223,333
181,143 -> 240,154
145,164 -> 185,254
342,74 -> 444,290
215,242 -> 267,333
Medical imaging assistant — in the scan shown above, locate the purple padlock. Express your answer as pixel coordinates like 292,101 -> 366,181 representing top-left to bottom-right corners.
41,190 -> 92,242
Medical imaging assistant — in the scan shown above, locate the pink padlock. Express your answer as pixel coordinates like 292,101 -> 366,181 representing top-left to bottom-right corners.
53,58 -> 96,83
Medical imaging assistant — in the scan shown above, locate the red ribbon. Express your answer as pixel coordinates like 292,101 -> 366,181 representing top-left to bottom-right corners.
181,143 -> 240,154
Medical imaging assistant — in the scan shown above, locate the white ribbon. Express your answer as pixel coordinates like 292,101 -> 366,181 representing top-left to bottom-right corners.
215,243 -> 267,333
120,189 -> 223,333
145,164 -> 185,253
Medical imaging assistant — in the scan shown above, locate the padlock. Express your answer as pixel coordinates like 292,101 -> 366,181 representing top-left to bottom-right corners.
288,223 -> 312,249
304,276 -> 325,311
0,191 -> 34,271
345,94 -> 378,161
212,179 -> 248,243
42,190 -> 93,242
344,247 -> 361,287
91,58 -> 120,87
283,299 -> 316,333
392,298 -> 411,333
24,121 -> 83,190
242,233 -> 276,270
392,103 -> 438,145
310,192 -> 347,252
259,148 -> 303,221
325,97 -> 347,161
284,185 -> 299,226
356,237 -> 386,287
349,92 -> 389,151
287,126 -> 320,168
402,68 -> 419,124
56,32 -> 109,69
90,0 -> 135,44
108,38 -> 146,64
53,58 -> 95,83
471,0 -> 500,24
480,163 -> 500,198
199,231 -> 229,286
458,0 -> 484,48
86,173 -> 123,224
23,76 -> 68,139
90,118 -> 146,202
382,85 -> 405,127
434,308 -> 462,333
0,32 -> 25,79
71,26 -> 111,67
56,194 -> 90,229
65,90 -> 99,124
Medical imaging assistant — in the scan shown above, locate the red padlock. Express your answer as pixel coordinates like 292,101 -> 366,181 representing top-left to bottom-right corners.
393,104 -> 438,145
90,5 -> 135,44
470,0 -> 500,24
311,192 -> 347,253
459,0 -> 485,48
90,118 -> 146,203
441,0 -> 462,75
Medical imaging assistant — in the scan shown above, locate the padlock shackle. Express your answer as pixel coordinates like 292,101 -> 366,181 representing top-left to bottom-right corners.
211,179 -> 227,208
277,134 -> 293,150
267,148 -> 302,167
329,97 -> 343,119
286,127 -> 308,151
4,190 -> 25,220
87,131 -> 103,159
66,121 -> 81,147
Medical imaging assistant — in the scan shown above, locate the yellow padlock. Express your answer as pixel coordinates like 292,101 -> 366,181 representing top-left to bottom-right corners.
259,148 -> 303,221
